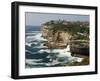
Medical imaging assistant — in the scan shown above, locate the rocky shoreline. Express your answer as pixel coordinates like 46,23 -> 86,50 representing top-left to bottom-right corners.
41,20 -> 89,57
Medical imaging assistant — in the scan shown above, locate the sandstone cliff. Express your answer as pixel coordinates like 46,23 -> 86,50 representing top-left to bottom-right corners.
41,25 -> 72,48
41,20 -> 89,55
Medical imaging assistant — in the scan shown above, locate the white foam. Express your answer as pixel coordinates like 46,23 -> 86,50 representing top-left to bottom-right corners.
38,49 -> 50,53
26,32 -> 47,43
33,33 -> 47,41
26,59 -> 43,65
25,50 -> 33,54
74,57 -> 83,62
26,42 -> 32,47
52,45 -> 72,57
26,36 -> 36,42
67,56 -> 83,63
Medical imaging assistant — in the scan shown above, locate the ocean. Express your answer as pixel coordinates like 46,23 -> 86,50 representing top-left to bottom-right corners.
25,26 -> 83,68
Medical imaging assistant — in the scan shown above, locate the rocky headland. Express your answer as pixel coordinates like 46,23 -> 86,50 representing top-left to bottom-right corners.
41,20 -> 89,56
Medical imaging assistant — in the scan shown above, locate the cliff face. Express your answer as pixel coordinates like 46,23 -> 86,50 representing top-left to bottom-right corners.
41,26 -> 49,38
41,25 -> 72,48
70,40 -> 89,56
41,20 -> 89,56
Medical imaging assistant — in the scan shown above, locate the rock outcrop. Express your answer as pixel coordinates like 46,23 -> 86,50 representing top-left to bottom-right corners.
41,20 -> 89,55
41,25 -> 72,48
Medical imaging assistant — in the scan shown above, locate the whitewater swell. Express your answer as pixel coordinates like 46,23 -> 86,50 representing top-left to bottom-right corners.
25,31 -> 83,68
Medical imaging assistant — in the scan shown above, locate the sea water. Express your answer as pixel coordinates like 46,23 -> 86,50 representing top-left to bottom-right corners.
25,26 -> 83,68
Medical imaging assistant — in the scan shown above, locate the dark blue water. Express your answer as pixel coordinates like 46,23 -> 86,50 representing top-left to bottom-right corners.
26,26 -> 41,33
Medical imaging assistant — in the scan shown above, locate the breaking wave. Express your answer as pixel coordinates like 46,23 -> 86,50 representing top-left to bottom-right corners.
25,31 -> 83,68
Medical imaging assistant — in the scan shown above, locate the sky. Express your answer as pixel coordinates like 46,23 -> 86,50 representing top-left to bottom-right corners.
25,12 -> 89,26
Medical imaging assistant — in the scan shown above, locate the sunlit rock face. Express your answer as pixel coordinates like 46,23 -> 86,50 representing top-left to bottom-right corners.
41,25 -> 72,49
41,25 -> 49,38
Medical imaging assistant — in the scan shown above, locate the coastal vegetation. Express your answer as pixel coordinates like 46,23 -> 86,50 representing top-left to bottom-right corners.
43,20 -> 89,39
